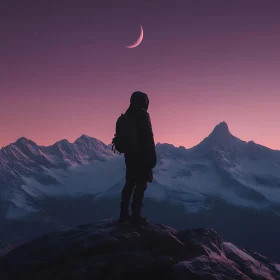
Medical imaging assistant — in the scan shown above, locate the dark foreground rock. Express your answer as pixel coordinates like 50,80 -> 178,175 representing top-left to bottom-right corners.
1,219 -> 280,280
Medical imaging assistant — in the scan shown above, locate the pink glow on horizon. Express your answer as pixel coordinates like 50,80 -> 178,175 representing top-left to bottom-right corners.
1,79 -> 280,150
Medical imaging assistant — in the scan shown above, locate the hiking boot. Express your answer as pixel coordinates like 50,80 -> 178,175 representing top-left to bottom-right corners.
119,202 -> 133,223
131,203 -> 148,225
132,215 -> 149,225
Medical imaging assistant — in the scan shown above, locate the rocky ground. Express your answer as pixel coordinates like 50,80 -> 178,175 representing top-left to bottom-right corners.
1,219 -> 280,280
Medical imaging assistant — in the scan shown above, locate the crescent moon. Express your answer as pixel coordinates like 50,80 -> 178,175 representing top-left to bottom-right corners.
125,25 -> 144,49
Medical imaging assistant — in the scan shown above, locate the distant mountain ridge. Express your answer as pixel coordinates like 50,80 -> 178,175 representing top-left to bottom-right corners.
1,121 -> 278,165
1,134 -> 114,166
1,121 -> 280,211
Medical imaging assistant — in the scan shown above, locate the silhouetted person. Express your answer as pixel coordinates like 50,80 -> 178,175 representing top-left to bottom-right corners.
119,91 -> 157,224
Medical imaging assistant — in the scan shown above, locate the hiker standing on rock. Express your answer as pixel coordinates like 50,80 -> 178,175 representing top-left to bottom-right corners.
112,91 -> 157,224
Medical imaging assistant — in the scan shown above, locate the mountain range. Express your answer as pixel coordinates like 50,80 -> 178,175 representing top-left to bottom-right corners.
1,122 -> 280,261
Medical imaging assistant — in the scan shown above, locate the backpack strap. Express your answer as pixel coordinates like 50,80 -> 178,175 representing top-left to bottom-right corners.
111,134 -> 118,153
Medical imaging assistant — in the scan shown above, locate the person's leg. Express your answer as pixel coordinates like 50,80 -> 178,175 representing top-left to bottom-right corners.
119,177 -> 135,223
131,180 -> 148,224
121,179 -> 135,204
132,180 -> 147,206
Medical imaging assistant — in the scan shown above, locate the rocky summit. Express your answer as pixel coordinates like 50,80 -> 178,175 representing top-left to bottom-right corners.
1,220 -> 280,280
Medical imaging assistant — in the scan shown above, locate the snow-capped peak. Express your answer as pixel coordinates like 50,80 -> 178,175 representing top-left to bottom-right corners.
56,139 -> 70,144
200,121 -> 240,149
15,137 -> 36,146
74,134 -> 106,148
74,134 -> 93,143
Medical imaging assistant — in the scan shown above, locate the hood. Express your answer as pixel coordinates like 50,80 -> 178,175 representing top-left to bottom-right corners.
130,91 -> 149,111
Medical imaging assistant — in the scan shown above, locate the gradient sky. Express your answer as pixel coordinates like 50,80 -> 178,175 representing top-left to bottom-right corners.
1,0 -> 280,149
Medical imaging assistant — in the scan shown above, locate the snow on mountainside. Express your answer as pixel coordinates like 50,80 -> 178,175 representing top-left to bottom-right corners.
153,122 -> 280,210
1,122 -> 280,220
0,135 -> 119,218
2,122 -> 280,261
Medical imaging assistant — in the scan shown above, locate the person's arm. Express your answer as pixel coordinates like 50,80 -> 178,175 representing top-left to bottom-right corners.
142,112 -> 157,169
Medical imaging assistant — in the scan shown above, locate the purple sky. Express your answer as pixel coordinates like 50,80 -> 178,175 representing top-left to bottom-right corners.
1,0 -> 280,149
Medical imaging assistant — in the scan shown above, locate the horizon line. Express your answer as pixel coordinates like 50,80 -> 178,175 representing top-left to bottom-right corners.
1,122 -> 278,152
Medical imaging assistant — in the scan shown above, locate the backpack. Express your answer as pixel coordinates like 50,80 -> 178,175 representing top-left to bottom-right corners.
112,114 -> 139,154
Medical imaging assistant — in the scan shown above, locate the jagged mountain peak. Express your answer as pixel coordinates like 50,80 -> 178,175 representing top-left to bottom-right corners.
203,121 -> 235,147
80,134 -> 91,138
16,137 -> 28,142
74,135 -> 108,151
15,137 -> 36,146
210,121 -> 230,137
75,134 -> 96,143
156,142 -> 189,158
57,139 -> 70,144
53,139 -> 71,147
156,142 -> 176,148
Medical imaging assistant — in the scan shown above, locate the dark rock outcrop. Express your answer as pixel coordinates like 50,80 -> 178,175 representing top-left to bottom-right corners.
1,220 -> 279,280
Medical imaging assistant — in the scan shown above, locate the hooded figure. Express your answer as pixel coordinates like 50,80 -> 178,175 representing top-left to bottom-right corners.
119,91 -> 157,224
